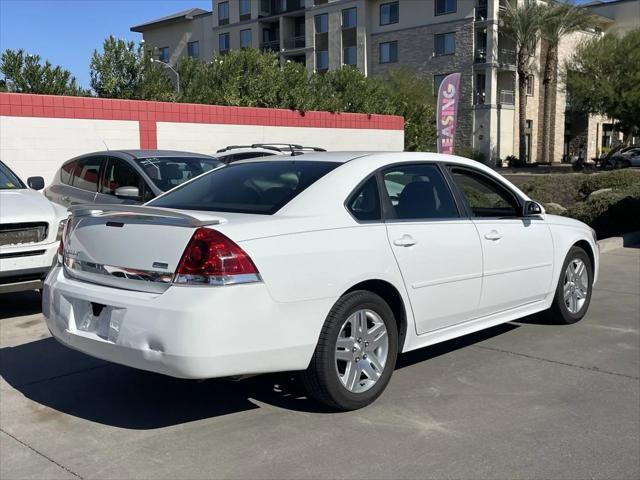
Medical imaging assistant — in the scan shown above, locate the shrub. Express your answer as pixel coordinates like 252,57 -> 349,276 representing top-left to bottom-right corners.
456,147 -> 487,164
578,169 -> 640,198
567,182 -> 640,237
520,174 -> 584,207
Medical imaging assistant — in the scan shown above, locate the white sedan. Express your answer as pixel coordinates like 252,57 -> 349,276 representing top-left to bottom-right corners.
43,152 -> 598,410
0,161 -> 68,293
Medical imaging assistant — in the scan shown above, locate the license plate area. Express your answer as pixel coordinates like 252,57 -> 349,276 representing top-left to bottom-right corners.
74,300 -> 124,343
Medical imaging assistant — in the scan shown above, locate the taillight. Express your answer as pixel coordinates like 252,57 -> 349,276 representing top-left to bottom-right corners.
57,219 -> 69,264
173,228 -> 260,286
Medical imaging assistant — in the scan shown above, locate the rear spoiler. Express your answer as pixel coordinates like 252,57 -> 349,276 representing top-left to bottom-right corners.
68,204 -> 220,228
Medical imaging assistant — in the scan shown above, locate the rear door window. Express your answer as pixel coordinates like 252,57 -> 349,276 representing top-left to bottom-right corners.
60,160 -> 78,185
149,161 -> 339,214
72,157 -> 103,192
381,164 -> 459,220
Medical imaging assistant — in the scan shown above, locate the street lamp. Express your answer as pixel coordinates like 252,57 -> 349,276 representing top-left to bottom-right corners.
151,58 -> 180,94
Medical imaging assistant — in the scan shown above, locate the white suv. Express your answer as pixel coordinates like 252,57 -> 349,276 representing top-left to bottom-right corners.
0,161 -> 68,293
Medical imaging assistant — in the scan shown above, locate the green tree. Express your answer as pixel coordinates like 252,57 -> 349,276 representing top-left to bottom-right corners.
500,1 -> 544,162
383,68 -> 436,151
0,49 -> 86,95
539,2 -> 595,163
565,29 -> 640,144
90,36 -> 174,101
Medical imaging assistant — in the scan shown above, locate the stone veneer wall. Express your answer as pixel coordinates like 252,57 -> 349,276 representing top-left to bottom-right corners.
368,19 -> 475,152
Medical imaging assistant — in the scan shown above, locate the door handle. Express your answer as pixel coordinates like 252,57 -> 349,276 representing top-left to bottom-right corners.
484,230 -> 503,241
393,234 -> 418,247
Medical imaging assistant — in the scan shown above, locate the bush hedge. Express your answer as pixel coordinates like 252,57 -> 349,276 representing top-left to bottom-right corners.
521,170 -> 640,237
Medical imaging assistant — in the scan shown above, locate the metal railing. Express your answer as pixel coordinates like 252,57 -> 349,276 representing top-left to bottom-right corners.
499,89 -> 515,105
260,40 -> 281,52
499,48 -> 516,65
283,36 -> 305,50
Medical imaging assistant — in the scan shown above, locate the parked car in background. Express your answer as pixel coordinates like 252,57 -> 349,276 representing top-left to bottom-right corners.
610,144 -> 640,168
44,150 -> 223,208
44,152 -> 598,410
0,160 -> 67,294
213,144 -> 326,163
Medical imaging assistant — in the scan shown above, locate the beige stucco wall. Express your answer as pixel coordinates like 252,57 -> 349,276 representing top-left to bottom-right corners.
141,14 -> 213,63
586,0 -> 640,35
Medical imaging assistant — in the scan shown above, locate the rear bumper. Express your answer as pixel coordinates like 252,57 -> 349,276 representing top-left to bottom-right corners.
0,242 -> 57,293
43,266 -> 331,379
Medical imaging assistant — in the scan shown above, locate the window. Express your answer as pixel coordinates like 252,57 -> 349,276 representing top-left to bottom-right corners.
526,75 -> 534,95
434,73 -> 447,95
240,29 -> 252,48
435,0 -> 456,15
0,161 -> 25,189
316,50 -> 329,71
73,157 -> 102,192
382,165 -> 458,220
148,161 -> 340,215
60,160 -> 78,185
380,2 -> 399,25
343,46 -> 357,66
239,0 -> 251,20
451,169 -> 520,217
101,158 -> 142,199
347,176 -> 381,221
379,41 -> 398,64
135,156 -> 223,192
218,1 -> 229,25
219,33 -> 230,53
315,13 -> 328,33
187,41 -> 199,58
342,8 -> 357,28
434,32 -> 456,56
158,47 -> 169,63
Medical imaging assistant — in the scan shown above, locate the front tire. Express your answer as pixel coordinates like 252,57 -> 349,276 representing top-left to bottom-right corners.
548,246 -> 593,324
302,291 -> 398,410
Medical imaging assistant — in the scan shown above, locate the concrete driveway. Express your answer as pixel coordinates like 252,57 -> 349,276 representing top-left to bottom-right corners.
1,246 -> 638,480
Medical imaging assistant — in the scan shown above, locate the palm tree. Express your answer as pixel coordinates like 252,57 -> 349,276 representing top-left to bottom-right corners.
539,2 -> 595,163
500,1 -> 544,163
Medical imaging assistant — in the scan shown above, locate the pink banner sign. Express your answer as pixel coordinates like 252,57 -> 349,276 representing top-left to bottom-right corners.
436,73 -> 462,155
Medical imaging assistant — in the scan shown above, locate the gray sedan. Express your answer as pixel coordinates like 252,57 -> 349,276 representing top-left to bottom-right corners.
44,150 -> 222,208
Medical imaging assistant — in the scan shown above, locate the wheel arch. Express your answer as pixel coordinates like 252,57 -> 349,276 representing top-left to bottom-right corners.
573,239 -> 595,273
343,279 -> 408,351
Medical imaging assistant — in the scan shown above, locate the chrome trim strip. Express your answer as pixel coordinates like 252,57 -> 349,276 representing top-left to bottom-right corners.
172,273 -> 262,286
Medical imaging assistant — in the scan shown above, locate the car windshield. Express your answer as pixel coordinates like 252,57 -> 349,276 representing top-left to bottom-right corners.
0,162 -> 25,190
135,156 -> 223,191
148,161 -> 340,214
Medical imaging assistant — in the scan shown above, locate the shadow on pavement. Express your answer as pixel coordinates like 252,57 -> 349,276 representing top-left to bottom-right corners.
1,322 -> 520,429
0,291 -> 42,320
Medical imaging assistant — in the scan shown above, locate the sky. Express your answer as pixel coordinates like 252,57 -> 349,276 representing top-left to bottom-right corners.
0,0 -> 212,88
1,0 -> 601,89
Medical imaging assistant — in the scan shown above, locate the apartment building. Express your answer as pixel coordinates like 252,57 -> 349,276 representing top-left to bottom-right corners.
131,0 -> 639,162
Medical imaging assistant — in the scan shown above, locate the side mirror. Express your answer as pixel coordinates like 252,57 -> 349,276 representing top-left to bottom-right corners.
114,186 -> 140,200
523,200 -> 543,217
27,176 -> 45,191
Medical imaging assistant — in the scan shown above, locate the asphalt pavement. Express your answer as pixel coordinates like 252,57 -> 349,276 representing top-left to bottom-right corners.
1,245 -> 638,479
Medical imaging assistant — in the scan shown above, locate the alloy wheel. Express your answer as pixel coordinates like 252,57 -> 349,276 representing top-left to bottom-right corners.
563,258 -> 589,314
334,309 -> 389,394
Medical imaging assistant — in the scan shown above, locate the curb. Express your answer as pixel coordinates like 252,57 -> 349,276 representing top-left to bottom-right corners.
597,231 -> 640,253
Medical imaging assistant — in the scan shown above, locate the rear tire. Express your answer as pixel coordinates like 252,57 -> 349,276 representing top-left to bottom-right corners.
547,246 -> 593,324
302,291 -> 398,411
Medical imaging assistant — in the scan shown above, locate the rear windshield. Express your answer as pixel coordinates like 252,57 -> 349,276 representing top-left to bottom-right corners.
0,161 -> 25,189
148,161 -> 339,214
135,156 -> 223,191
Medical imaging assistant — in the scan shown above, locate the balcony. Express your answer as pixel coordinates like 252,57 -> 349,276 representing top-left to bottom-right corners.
260,40 -> 281,52
283,36 -> 305,50
475,90 -> 487,105
499,89 -> 515,105
475,0 -> 488,21
498,48 -> 516,66
474,48 -> 487,63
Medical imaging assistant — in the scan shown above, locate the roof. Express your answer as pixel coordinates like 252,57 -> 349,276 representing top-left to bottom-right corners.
74,150 -> 217,160
233,152 -> 374,164
131,8 -> 210,33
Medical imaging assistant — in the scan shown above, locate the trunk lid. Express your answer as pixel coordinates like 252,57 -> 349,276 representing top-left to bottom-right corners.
63,205 -> 225,293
